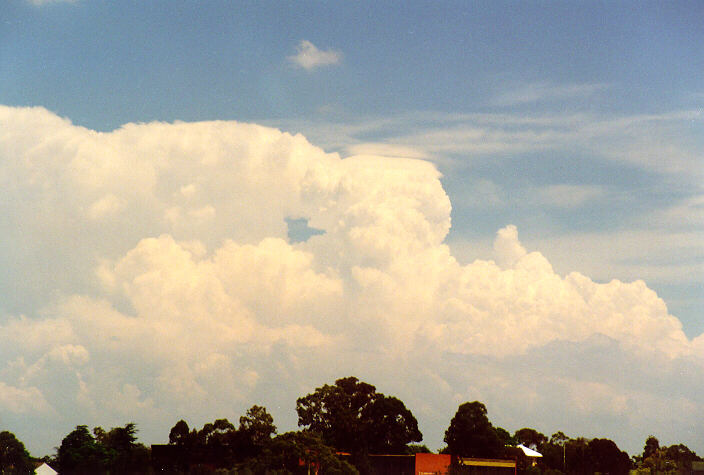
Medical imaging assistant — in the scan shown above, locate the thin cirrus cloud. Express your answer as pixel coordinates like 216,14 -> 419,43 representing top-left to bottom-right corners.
491,81 -> 610,107
26,0 -> 77,5
275,108 -> 703,182
534,184 -> 607,209
288,40 -> 342,70
1,105 -> 703,456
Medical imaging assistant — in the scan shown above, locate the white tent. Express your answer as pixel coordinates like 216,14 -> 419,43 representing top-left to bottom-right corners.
517,444 -> 543,458
35,463 -> 58,475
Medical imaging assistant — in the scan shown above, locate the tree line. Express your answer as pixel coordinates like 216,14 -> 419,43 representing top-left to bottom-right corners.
1,376 -> 701,474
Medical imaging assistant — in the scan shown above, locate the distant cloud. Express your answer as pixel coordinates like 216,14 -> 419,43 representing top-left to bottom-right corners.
492,82 -> 609,106
344,142 -> 428,159
275,109 -> 703,182
288,40 -> 342,70
535,184 -> 606,208
27,0 -> 77,5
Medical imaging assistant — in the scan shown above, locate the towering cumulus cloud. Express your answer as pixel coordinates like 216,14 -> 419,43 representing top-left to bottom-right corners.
0,105 -> 702,454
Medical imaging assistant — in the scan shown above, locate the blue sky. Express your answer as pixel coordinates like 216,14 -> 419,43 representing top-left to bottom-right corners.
1,0 -> 703,457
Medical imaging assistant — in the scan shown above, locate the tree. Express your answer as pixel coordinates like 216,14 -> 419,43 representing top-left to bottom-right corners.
541,431 -> 568,471
664,443 -> 702,472
643,435 -> 659,460
168,419 -> 194,446
443,401 -> 503,458
58,423 -> 149,475
514,428 -> 547,451
164,408 -> 277,470
364,395 -> 422,454
549,431 -> 568,446
494,427 -> 515,447
587,438 -> 631,475
297,376 -> 422,457
0,431 -> 33,474
57,425 -> 107,474
239,405 -> 276,447
198,418 -> 235,446
100,423 -> 150,474
564,437 -> 590,473
250,431 -> 358,475
407,444 -> 432,454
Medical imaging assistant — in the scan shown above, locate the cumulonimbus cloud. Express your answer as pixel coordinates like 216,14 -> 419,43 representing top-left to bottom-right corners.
0,105 -> 702,455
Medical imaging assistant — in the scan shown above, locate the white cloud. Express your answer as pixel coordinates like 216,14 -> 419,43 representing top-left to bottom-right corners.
492,82 -> 609,107
26,0 -> 77,5
88,193 -> 127,219
0,105 -> 702,456
534,184 -> 606,208
344,143 -> 429,159
272,109 -> 703,184
492,224 -> 527,268
0,382 -> 52,414
288,40 -> 342,70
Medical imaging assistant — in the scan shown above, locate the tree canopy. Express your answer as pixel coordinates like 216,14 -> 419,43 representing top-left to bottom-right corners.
57,423 -> 149,475
513,427 -> 547,451
443,401 -> 503,458
34,379 -> 704,475
0,431 -> 33,475
296,376 -> 422,455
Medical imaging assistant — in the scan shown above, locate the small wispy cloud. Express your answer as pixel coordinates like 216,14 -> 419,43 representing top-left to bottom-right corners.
493,81 -> 609,106
344,142 -> 429,159
27,0 -> 77,5
535,184 -> 606,208
288,40 -> 342,71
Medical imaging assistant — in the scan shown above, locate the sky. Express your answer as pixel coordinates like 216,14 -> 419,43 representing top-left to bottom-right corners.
0,0 -> 703,458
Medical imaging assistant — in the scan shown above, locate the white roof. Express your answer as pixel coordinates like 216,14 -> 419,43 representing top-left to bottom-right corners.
517,444 -> 543,457
35,463 -> 58,475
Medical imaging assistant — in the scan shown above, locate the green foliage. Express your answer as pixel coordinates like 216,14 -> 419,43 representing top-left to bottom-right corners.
643,435 -> 660,460
549,431 -> 568,446
406,444 -> 431,454
664,443 -> 701,471
536,432 -> 632,475
58,425 -> 108,474
0,431 -> 33,475
199,418 -> 236,447
43,385 -> 704,475
248,431 -> 358,475
58,423 -> 150,474
444,401 -> 503,458
296,376 -> 422,457
587,438 -> 631,475
634,435 -> 702,474
239,405 -> 276,447
514,428 -> 547,451
495,427 -> 515,447
364,395 -> 422,454
162,406 -> 279,471
169,419 -> 194,446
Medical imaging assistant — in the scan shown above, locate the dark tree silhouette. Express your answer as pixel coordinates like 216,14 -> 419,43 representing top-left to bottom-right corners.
57,425 -> 107,474
513,427 -> 547,450
588,438 -> 631,475
239,405 -> 276,447
444,401 -> 503,458
168,419 -> 194,446
297,376 -> 422,467
0,431 -> 33,474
